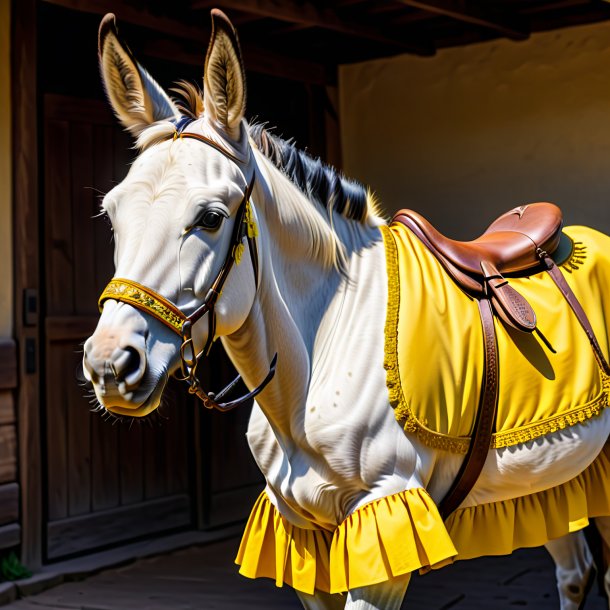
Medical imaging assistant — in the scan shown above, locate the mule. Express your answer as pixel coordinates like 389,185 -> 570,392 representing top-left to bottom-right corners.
84,10 -> 610,609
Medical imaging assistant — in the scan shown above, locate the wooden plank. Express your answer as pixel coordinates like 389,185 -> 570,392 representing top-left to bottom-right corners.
193,405 -> 206,529
143,421 -> 168,500
112,125 -> 132,191
0,483 -> 19,526
397,0 -> 529,40
207,483 -> 262,528
13,0 -> 42,569
93,124 -> 117,289
306,83 -> 326,161
0,524 -> 21,550
46,316 -> 98,342
163,389 -> 189,496
0,340 -> 16,389
67,348 -> 92,517
44,94 -> 114,125
45,345 -> 69,520
0,392 -> 15,425
90,411 -> 120,511
45,118 -> 74,315
118,422 -> 144,505
193,0 -> 435,55
0,425 -> 16,484
71,122 -> 98,315
208,354 -> 262,498
47,494 -> 191,559
324,85 -> 342,170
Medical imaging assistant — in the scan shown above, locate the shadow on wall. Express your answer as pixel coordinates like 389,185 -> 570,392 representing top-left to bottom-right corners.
340,21 -> 610,239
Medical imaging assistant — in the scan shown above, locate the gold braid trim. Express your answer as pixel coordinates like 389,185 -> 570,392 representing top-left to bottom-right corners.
380,225 -> 610,455
492,372 -> 610,448
99,278 -> 185,335
380,226 -> 471,454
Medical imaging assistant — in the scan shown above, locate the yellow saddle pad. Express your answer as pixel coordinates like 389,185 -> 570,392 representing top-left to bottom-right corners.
382,223 -> 610,453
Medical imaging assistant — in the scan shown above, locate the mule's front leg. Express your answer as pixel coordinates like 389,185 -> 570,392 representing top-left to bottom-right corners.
344,574 -> 410,610
545,531 -> 596,610
296,589 -> 346,610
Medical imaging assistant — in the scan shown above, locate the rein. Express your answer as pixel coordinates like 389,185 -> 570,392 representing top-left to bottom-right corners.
98,129 -> 277,412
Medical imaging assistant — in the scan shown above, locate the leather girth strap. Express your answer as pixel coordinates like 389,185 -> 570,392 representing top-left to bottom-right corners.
438,298 -> 499,519
392,210 -> 610,520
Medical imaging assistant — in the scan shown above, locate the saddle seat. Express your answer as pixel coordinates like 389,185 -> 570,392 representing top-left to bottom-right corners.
400,202 -> 563,276
393,202 -> 564,333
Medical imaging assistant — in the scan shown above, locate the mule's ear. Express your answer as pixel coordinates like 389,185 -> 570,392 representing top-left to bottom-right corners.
98,13 -> 179,136
203,9 -> 246,139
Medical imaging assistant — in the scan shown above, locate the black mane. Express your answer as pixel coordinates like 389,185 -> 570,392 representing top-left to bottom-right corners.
248,124 -> 370,223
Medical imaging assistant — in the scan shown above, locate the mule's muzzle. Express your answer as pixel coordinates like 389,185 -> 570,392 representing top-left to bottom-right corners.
83,325 -> 150,409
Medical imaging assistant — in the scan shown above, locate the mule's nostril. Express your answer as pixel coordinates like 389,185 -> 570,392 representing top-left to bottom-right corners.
113,347 -> 141,381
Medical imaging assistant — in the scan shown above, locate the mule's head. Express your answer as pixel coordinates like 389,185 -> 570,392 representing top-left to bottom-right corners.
84,11 -> 257,417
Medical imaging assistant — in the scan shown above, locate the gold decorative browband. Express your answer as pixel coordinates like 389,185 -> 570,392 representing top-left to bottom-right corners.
99,278 -> 186,335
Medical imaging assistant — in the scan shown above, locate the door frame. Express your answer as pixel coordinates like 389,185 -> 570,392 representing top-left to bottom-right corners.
12,0 -> 43,569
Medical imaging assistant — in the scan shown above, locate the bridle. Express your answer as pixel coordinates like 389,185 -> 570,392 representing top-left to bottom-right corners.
98,128 -> 277,412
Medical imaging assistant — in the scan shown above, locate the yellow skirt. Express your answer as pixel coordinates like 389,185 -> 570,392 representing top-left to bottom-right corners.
236,445 -> 610,594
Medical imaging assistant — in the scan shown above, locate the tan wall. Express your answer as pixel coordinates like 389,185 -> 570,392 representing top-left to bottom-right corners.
0,0 -> 12,336
340,21 -> 610,239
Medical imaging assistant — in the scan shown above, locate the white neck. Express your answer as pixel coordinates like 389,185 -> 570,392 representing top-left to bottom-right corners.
222,150 -> 382,434
220,151 -> 424,529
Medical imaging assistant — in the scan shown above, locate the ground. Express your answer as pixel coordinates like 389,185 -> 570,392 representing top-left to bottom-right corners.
3,537 -> 607,609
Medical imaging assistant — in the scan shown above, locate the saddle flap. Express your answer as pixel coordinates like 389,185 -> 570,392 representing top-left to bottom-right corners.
481,261 -> 537,332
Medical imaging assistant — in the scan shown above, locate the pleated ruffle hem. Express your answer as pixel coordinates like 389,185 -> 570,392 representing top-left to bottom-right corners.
236,446 -> 610,594
236,488 -> 457,595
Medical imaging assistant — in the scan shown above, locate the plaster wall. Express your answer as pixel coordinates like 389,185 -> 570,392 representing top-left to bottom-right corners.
340,21 -> 610,239
0,0 -> 12,336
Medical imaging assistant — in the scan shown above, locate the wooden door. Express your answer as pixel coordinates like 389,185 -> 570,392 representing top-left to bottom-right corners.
42,94 -> 193,560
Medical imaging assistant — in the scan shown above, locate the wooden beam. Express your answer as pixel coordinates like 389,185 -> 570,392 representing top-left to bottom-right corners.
396,0 -> 529,40
140,38 -> 333,86
41,0 -> 335,83
42,0 -> 206,41
522,0 -> 591,13
192,0 -> 435,55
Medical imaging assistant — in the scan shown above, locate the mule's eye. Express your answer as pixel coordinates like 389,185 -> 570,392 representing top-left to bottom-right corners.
196,210 -> 225,231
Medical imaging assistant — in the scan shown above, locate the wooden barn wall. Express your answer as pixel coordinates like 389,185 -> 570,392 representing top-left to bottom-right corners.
0,0 -> 19,553
339,20 -> 610,238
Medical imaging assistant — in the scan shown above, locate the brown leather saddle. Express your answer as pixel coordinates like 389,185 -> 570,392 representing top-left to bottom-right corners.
393,203 -> 610,519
